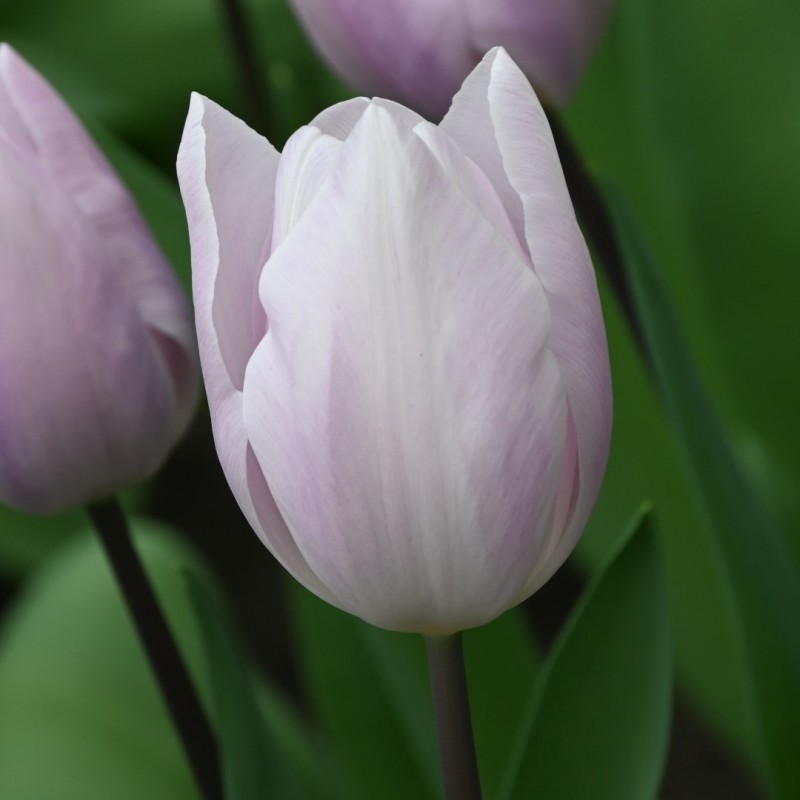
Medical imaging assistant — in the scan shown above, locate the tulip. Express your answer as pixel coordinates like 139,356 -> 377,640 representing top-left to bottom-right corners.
288,0 -> 615,117
0,46 -> 199,515
178,47 -> 611,634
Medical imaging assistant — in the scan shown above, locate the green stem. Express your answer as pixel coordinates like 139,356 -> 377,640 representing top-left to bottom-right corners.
425,634 -> 483,800
87,497 -> 224,800
216,0 -> 270,133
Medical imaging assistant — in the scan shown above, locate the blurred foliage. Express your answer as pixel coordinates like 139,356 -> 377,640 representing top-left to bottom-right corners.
0,485 -> 149,578
0,0 -> 797,797
606,180 -> 800,799
186,570 -> 302,800
569,0 -> 800,786
0,521 -> 203,799
503,507 -> 671,800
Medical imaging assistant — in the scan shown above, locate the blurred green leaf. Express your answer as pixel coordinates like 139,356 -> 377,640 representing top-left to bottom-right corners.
578,269 -> 754,769
0,506 -> 83,578
0,519 -> 208,800
605,181 -> 800,800
0,488 -> 150,578
572,0 -> 800,534
465,610 -> 540,798
568,0 -> 799,776
254,679 -> 346,800
502,505 -> 671,800
185,569 -> 300,800
289,583 -> 439,800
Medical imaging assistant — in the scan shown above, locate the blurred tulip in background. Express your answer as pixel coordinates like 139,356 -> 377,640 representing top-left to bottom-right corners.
288,0 -> 616,116
178,47 -> 612,635
0,46 -> 198,515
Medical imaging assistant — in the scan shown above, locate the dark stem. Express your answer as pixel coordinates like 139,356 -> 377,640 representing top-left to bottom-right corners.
87,497 -> 224,800
546,110 -> 648,353
425,634 -> 483,800
216,0 -> 270,133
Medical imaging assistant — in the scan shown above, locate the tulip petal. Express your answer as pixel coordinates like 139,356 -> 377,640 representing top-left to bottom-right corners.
0,152 -> 174,513
0,45 -> 198,433
443,48 -> 612,592
463,0 -> 614,106
290,0 -> 473,119
412,120 -> 528,260
310,97 -> 369,140
177,96 -> 334,601
271,125 -> 342,251
179,94 -> 277,392
243,103 -> 569,633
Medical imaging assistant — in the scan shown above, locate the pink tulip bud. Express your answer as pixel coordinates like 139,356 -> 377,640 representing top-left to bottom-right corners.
178,48 -> 611,634
0,46 -> 199,515
289,0 -> 615,116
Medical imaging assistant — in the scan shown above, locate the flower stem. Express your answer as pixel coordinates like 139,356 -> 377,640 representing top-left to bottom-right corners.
87,497 -> 224,800
546,110 -> 647,354
425,633 -> 483,800
216,0 -> 270,133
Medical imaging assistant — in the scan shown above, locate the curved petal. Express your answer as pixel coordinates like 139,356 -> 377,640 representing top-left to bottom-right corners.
443,48 -> 612,589
271,125 -> 342,251
311,97 -> 426,143
412,120 -> 528,260
289,0 -> 472,119
177,95 -> 330,599
0,45 -> 198,434
310,97 -> 369,140
0,151 -> 174,513
243,103 -> 569,633
463,0 -> 615,107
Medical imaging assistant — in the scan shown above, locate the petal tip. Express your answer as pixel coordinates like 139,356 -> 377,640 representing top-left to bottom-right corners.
0,44 -> 34,88
0,43 -> 21,70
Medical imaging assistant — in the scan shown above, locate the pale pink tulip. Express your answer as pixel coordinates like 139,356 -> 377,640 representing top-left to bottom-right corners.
0,46 -> 198,514
289,0 -> 615,116
178,48 -> 611,633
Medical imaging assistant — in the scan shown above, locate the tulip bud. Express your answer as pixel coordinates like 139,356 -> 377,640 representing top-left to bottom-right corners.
0,46 -> 199,515
178,48 -> 611,634
288,0 -> 615,116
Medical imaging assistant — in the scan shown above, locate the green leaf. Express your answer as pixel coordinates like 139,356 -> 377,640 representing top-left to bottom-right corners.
502,505 -> 671,800
604,181 -> 800,799
288,582 -> 440,800
576,267 -> 753,766
0,488 -> 149,578
0,506 -> 83,577
465,610 -> 540,798
0,519 -> 208,800
254,680 -> 346,800
184,570 -> 300,800
569,1 -> 800,775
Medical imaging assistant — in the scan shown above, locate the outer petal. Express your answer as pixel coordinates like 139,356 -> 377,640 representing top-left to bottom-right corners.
463,0 -> 615,106
289,0 -> 472,119
443,48 -> 612,593
0,45 -> 198,433
243,104 -> 569,633
0,151 -> 175,513
177,96 -> 334,602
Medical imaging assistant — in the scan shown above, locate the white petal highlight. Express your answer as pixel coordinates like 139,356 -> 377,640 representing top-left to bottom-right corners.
243,104 -> 569,633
